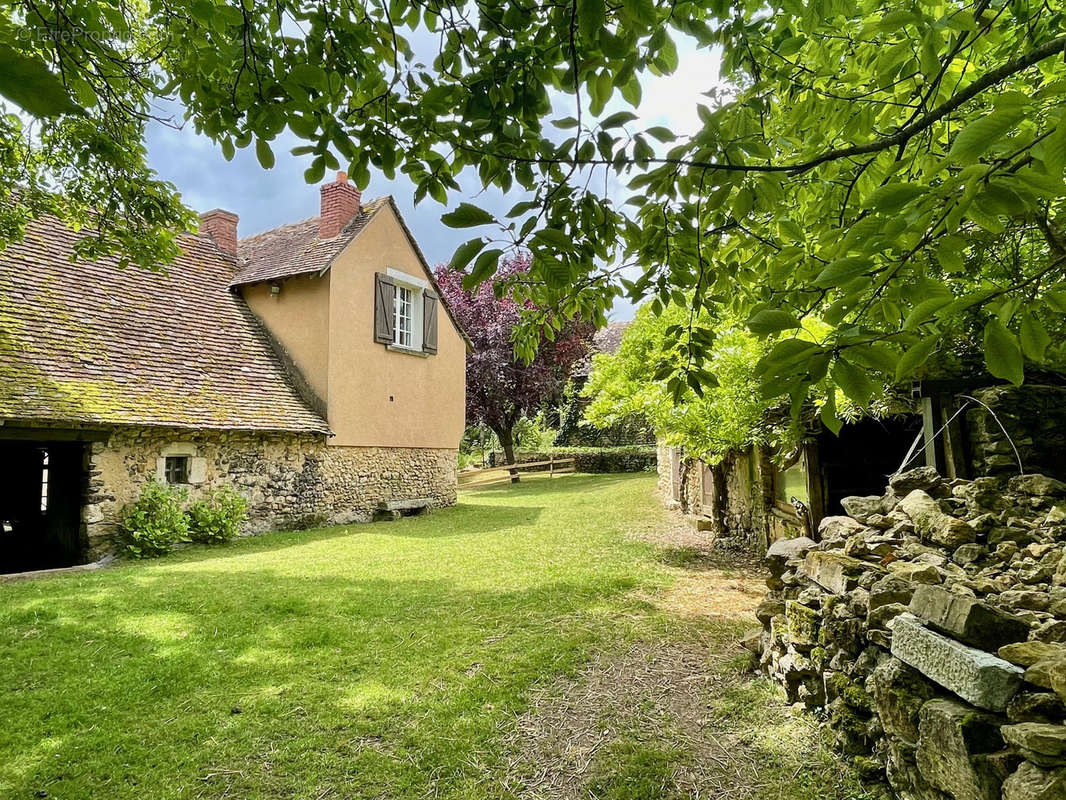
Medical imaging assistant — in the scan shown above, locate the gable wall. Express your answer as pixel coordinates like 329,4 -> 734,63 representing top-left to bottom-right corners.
325,207 -> 466,449
241,273 -> 332,403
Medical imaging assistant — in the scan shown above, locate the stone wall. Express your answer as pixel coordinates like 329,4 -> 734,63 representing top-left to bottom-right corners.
967,385 -> 1066,482
752,466 -> 1066,800
657,442 -> 804,551
85,427 -> 458,556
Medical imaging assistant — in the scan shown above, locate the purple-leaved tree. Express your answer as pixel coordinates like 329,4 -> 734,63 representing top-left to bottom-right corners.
435,254 -> 594,475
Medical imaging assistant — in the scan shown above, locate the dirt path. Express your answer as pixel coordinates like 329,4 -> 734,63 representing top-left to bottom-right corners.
499,512 -> 884,800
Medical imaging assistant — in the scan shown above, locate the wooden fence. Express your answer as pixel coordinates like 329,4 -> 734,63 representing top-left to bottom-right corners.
458,457 -> 576,489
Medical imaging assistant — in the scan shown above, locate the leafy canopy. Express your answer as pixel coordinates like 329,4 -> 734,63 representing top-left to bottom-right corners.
3,0 -> 1066,409
434,254 -> 592,458
583,304 -> 785,463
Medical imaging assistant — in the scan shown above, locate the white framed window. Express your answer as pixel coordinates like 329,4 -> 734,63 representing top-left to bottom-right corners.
387,268 -> 427,351
394,285 -> 414,348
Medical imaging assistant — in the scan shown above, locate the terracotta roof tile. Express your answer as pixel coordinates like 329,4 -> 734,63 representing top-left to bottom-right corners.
0,215 -> 330,434
230,197 -> 390,287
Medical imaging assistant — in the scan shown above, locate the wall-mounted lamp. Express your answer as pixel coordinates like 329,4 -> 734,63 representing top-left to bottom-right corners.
270,283 -> 281,296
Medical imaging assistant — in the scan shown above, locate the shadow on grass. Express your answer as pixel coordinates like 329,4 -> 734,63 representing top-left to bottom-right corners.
0,565 -> 648,799
460,472 -> 644,497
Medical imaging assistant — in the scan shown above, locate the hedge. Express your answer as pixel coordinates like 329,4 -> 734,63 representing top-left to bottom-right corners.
486,446 -> 656,474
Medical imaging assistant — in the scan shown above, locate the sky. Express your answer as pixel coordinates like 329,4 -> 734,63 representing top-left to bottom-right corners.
145,38 -> 721,321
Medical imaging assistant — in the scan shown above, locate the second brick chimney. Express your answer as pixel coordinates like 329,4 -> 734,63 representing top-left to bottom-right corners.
319,171 -> 362,239
199,209 -> 239,255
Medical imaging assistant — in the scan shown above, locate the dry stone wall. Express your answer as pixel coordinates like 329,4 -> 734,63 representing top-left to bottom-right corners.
751,466 -> 1066,800
86,427 -> 457,556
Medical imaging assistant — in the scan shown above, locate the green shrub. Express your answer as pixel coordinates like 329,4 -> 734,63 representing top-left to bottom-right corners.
187,486 -> 249,544
118,480 -> 189,558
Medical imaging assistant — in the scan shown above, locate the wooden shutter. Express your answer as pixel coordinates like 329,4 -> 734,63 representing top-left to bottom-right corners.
423,290 -> 439,354
374,272 -> 396,344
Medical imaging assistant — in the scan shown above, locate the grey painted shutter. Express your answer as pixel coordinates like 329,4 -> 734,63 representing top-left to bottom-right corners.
374,272 -> 396,344
423,290 -> 439,354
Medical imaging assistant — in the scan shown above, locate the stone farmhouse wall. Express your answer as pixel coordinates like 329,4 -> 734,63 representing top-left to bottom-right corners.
968,385 -> 1066,481
752,466 -> 1066,800
85,427 -> 457,556
657,441 -> 800,551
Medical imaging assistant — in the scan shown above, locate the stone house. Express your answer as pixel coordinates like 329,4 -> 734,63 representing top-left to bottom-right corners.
660,380 -> 1066,553
0,173 -> 468,574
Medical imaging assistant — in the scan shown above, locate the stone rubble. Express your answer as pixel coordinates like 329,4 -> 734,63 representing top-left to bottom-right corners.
751,468 -> 1066,800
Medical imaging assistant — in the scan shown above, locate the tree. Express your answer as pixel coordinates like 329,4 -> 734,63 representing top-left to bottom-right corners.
435,254 -> 592,471
584,304 -> 785,463
3,1 -> 1066,408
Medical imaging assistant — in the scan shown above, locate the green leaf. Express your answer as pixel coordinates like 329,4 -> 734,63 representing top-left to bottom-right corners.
0,44 -> 84,117
441,203 -> 495,228
820,392 -> 843,435
949,108 -> 1024,164
1046,289 -> 1066,314
255,138 -> 275,169
645,126 -> 676,143
895,337 -> 937,381
756,339 -> 822,376
303,158 -> 326,184
842,344 -> 897,375
983,319 -> 1024,386
935,240 -> 965,272
1019,312 -> 1050,362
813,256 -> 873,288
601,111 -> 637,129
463,248 -> 502,288
903,296 -> 953,330
831,359 -> 875,407
746,309 -> 801,335
732,187 -> 754,220
533,228 -> 573,250
577,0 -> 606,39
449,238 -> 484,272
869,182 -> 925,213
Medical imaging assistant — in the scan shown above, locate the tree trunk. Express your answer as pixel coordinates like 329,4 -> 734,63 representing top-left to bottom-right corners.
494,425 -> 520,483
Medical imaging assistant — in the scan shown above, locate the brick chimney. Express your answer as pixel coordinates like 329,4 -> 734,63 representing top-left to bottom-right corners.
319,171 -> 362,239
199,209 -> 239,255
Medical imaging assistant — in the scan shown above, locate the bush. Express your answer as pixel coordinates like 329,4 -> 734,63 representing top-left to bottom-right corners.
187,486 -> 249,544
118,480 -> 189,558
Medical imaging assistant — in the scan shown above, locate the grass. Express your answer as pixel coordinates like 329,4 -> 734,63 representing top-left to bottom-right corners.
0,474 -> 882,800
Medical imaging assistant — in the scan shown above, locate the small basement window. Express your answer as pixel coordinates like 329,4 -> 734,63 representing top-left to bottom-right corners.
164,455 -> 190,485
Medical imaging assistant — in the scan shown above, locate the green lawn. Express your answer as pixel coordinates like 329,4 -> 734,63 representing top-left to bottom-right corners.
1,474 -> 880,799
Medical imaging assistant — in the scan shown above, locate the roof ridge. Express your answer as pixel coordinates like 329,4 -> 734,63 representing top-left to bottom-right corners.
238,196 -> 390,245
238,216 -> 320,244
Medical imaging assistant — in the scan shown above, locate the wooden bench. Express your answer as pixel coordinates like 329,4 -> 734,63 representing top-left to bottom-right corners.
373,497 -> 432,521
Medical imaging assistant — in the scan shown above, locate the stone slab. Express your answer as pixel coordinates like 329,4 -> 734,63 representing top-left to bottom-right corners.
785,600 -> 820,646
1000,642 -> 1066,668
378,497 -> 431,511
900,489 -> 977,548
803,550 -> 868,595
1002,762 -> 1066,800
909,584 -> 1030,651
891,613 -> 1024,711
916,698 -> 1008,800
1001,722 -> 1066,768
